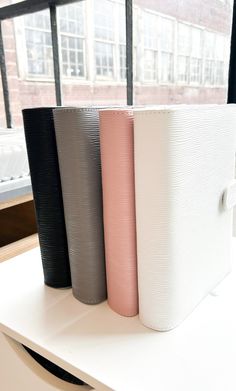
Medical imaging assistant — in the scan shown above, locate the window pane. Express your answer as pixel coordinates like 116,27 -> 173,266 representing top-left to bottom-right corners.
160,18 -> 173,52
61,35 -> 84,78
23,3 -> 86,81
161,52 -> 173,83
204,31 -> 215,59
204,59 -> 215,85
24,10 -> 53,78
119,3 -> 126,44
94,0 -> 114,41
143,11 -> 158,50
134,0 -> 232,104
95,42 -> 114,78
144,49 -> 157,81
215,60 -> 225,85
178,23 -> 190,56
58,2 -> 84,36
2,2 -> 129,128
119,44 -> 126,80
58,2 -> 86,79
178,55 -> 189,83
191,27 -> 202,58
190,58 -> 202,84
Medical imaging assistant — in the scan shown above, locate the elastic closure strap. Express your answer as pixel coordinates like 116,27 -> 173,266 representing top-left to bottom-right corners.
223,180 -> 236,210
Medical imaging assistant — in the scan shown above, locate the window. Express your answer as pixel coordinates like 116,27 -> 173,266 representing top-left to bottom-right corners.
59,3 -> 85,77
19,2 -> 231,90
119,44 -> 126,80
215,35 -> 226,85
204,31 -> 215,85
190,27 -> 202,84
144,49 -> 158,81
133,7 -> 138,82
160,17 -> 174,83
23,0 -> 126,82
24,11 -> 53,77
94,0 -> 115,79
143,11 -> 158,82
1,0 -> 233,129
118,3 -> 126,80
24,3 -> 85,79
95,41 -> 114,77
177,23 -> 190,83
177,24 -> 203,85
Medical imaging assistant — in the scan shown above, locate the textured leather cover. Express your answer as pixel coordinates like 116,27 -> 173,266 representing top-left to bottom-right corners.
53,108 -> 106,304
99,109 -> 138,316
134,105 -> 236,331
22,108 -> 71,288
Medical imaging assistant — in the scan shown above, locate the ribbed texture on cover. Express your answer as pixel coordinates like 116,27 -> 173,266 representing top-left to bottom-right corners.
53,108 -> 106,304
134,105 -> 236,331
99,109 -> 138,316
22,107 -> 71,288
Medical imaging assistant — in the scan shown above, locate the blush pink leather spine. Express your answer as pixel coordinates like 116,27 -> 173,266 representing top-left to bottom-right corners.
99,109 -> 138,316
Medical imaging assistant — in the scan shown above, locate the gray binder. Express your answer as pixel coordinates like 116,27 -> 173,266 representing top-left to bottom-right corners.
53,107 -> 106,304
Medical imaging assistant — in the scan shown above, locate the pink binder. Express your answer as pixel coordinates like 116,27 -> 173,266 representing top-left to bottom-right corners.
99,109 -> 138,316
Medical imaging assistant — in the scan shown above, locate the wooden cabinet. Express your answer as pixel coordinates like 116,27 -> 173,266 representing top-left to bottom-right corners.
0,193 -> 38,262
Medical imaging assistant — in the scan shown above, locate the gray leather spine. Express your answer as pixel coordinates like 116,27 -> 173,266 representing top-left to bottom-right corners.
53,108 -> 107,304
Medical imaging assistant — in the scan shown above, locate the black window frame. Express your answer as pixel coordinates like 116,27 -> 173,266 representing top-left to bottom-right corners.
0,0 -> 133,128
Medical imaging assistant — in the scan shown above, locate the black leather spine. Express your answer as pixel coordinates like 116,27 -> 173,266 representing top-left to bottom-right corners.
22,107 -> 71,288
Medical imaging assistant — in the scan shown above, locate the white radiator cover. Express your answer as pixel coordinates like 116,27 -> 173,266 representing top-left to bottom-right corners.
0,129 -> 29,183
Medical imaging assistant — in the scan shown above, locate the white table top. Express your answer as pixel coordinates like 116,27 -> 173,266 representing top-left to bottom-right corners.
0,245 -> 236,391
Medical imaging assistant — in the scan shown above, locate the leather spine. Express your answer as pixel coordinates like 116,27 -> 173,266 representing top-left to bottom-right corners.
99,109 -> 138,316
53,107 -> 106,304
22,107 -> 71,288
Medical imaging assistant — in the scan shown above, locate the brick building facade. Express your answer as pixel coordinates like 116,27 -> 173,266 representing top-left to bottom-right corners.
0,0 -> 233,127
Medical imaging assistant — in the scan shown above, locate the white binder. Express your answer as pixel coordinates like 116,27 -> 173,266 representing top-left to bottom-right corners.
134,105 -> 236,331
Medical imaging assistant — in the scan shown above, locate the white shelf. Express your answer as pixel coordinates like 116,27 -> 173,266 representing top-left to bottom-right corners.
0,244 -> 236,391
